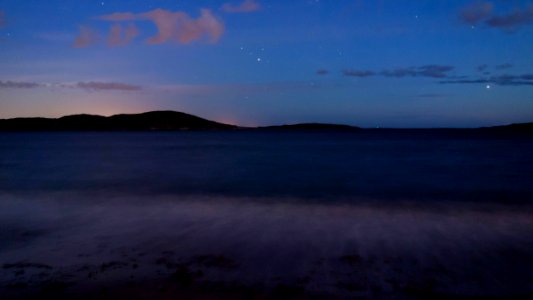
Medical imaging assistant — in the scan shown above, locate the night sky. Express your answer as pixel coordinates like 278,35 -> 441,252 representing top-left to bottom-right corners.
0,0 -> 532,127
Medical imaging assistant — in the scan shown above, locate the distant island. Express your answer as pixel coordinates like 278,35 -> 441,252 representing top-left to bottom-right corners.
260,123 -> 359,131
0,110 -> 531,132
0,111 -> 235,131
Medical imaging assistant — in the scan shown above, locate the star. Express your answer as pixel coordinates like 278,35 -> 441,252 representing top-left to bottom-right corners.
486,84 -> 491,89
257,58 -> 262,62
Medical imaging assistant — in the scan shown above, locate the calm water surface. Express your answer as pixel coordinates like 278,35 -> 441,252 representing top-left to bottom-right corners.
1,131 -> 532,202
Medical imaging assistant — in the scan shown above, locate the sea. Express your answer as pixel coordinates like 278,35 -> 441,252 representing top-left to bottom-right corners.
0,131 -> 532,298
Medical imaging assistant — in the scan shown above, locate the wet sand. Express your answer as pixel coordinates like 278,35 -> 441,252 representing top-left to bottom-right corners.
1,192 -> 532,299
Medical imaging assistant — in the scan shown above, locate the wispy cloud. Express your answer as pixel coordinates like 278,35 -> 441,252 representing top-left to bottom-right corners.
337,65 -> 457,82
95,8 -> 224,46
459,2 -> 533,31
343,69 -> 375,77
486,5 -> 533,30
476,63 -> 513,72
336,63 -> 531,87
417,65 -> 455,78
477,64 -> 489,72
0,80 -> 142,91
459,1 -> 493,25
380,65 -> 454,78
221,0 -> 261,13
76,81 -> 142,91
440,74 -> 533,86
379,68 -> 416,78
108,23 -> 139,47
316,69 -> 329,76
335,63 -> 530,87
495,63 -> 513,70
73,25 -> 99,48
339,65 -> 455,79
0,81 -> 40,89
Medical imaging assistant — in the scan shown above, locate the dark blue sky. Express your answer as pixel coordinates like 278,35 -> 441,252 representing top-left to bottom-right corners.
0,0 -> 532,127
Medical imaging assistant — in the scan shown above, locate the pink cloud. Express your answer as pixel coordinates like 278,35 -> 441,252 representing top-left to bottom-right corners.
72,25 -> 98,48
221,0 -> 261,13
142,8 -> 224,44
486,4 -> 533,30
108,23 -> 140,46
459,1 -> 493,25
96,9 -> 224,45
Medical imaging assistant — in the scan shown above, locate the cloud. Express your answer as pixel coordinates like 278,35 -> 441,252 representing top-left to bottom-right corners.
0,81 -> 40,89
108,23 -> 139,46
316,69 -> 329,75
144,9 -> 223,44
0,10 -> 5,28
476,63 -> 513,72
336,65 -> 455,80
221,0 -> 261,13
417,65 -> 455,78
495,63 -> 513,70
73,25 -> 99,48
330,64 -> 530,88
459,1 -> 493,25
440,74 -> 533,86
96,9 -> 224,46
381,65 -> 454,78
76,81 -> 142,91
486,5 -> 533,29
380,68 -> 418,78
477,64 -> 488,72
342,69 -> 375,77
458,2 -> 533,31
440,79 -> 490,84
0,80 -> 142,91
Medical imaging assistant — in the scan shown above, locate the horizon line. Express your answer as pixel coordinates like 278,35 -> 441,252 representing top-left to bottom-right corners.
0,110 -> 532,130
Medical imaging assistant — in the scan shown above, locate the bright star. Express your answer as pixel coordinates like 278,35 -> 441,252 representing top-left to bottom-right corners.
486,85 -> 491,89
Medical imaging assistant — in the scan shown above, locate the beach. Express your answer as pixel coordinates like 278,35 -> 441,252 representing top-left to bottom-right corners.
1,193 -> 532,299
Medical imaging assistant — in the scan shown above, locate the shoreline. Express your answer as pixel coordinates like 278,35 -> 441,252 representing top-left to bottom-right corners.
1,194 -> 532,299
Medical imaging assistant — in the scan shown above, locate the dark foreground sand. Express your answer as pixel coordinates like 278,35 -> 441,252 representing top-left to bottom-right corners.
1,193 -> 532,299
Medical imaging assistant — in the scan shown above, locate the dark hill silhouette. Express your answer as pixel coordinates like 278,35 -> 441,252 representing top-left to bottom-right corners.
260,123 -> 360,131
1,111 -> 532,132
0,111 -> 237,131
481,122 -> 533,133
